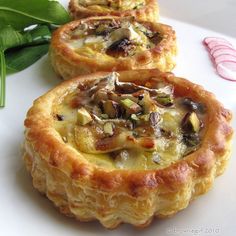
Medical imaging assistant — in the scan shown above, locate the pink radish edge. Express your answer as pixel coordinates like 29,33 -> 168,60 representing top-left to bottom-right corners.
207,40 -> 232,49
204,37 -> 230,45
210,45 -> 233,55
216,60 -> 236,82
214,54 -> 236,65
212,48 -> 236,58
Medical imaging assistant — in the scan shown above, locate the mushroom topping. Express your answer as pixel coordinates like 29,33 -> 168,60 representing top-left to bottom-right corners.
180,98 -> 206,113
105,23 -> 146,56
106,38 -> 135,57
149,112 -> 160,126
101,100 -> 121,118
67,18 -> 162,59
62,73 -> 205,164
107,25 -> 142,47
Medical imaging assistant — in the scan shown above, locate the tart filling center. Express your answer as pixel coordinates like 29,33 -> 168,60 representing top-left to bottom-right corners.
53,73 -> 206,170
78,0 -> 146,11
64,18 -> 162,58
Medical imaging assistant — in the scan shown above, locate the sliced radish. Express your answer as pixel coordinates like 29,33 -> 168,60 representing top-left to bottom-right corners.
212,48 -> 236,58
216,61 -> 236,82
215,54 -> 236,64
210,45 -> 233,55
204,37 -> 230,45
207,40 -> 232,49
203,37 -> 236,82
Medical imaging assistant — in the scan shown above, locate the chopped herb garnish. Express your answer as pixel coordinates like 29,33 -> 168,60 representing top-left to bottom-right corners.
103,122 -> 114,136
77,107 -> 93,125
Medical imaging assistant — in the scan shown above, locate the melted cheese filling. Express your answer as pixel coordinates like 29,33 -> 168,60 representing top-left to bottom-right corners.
78,0 -> 146,11
64,19 -> 155,58
52,74 -> 204,170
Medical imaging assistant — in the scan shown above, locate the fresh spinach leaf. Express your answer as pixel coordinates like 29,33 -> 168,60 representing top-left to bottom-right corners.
0,50 -> 5,107
0,25 -> 52,107
6,44 -> 49,74
23,25 -> 51,45
0,0 -> 70,107
0,25 -> 28,51
0,25 -> 29,107
0,25 -> 51,51
0,0 -> 70,30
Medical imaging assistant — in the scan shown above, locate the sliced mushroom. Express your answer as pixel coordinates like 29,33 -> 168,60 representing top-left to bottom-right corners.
102,100 -> 121,118
106,38 -> 134,57
183,133 -> 200,147
180,98 -> 206,113
92,89 -> 139,105
95,23 -> 115,36
149,112 -> 160,126
74,125 -> 157,154
139,91 -> 159,113
105,23 -> 145,57
107,25 -> 142,47
115,80 -> 174,98
95,72 -> 117,91
150,32 -> 163,44
134,22 -> 154,38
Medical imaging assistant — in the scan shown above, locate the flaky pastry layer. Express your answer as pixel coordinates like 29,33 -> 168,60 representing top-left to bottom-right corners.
23,69 -> 233,228
69,0 -> 159,22
50,17 -> 177,80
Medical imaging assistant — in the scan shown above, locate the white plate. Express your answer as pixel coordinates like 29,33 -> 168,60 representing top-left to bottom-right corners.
0,1 -> 235,235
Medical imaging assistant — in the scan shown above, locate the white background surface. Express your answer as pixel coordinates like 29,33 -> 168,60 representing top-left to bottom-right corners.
0,0 -> 235,235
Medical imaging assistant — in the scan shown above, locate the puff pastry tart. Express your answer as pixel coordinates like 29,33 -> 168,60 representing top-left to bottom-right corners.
69,0 -> 159,22
23,70 -> 233,228
50,17 -> 176,80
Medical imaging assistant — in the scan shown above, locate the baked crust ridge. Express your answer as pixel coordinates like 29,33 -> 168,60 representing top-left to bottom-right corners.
23,69 -> 233,228
50,17 -> 177,80
69,0 -> 159,22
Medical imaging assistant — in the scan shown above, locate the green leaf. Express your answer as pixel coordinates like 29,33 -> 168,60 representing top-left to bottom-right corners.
0,0 -> 70,30
6,44 -> 49,74
0,25 -> 27,107
23,25 -> 51,45
0,25 -> 52,50
0,25 -> 28,51
0,50 -> 6,107
0,24 -> 52,107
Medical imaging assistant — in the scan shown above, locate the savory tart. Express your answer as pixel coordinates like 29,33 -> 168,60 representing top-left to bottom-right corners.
23,69 -> 233,228
69,0 -> 159,22
50,16 -> 177,80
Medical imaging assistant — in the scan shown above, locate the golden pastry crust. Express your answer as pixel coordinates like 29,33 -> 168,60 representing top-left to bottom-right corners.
23,69 -> 233,229
50,17 -> 177,80
69,0 -> 159,22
